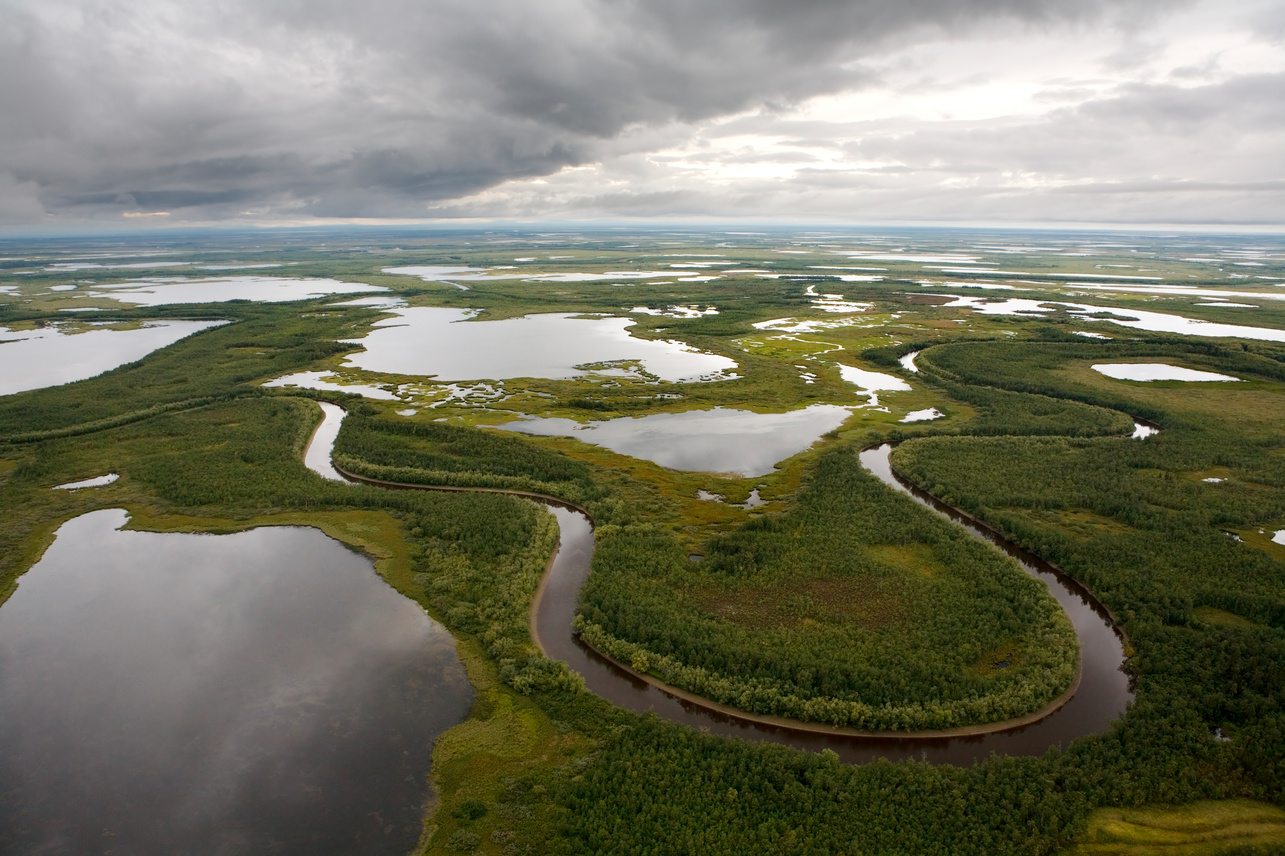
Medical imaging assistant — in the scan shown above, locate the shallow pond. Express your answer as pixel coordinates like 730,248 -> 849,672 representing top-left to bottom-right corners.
264,370 -> 404,401
342,307 -> 738,383
53,473 -> 119,489
501,405 -> 852,477
940,296 -> 1285,342
381,265 -> 493,282
0,320 -> 224,397
93,276 -> 387,305
838,365 -> 912,407
0,509 -> 470,855
1092,363 -> 1241,382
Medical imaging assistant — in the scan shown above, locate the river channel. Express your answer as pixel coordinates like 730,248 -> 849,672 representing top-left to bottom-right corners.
310,404 -> 1132,765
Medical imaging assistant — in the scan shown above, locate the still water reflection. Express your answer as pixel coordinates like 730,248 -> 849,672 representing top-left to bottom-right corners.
502,404 -> 852,477
0,320 -> 224,397
0,509 -> 471,855
342,307 -> 738,383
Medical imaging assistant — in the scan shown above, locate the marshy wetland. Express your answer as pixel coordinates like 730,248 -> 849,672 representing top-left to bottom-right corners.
2,228 -> 1284,855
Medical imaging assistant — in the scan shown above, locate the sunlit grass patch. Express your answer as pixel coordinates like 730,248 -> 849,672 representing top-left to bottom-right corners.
1192,606 -> 1261,629
868,542 -> 945,577
1017,508 -> 1138,539
1064,799 -> 1285,855
1230,527 -> 1285,563
421,642 -> 592,856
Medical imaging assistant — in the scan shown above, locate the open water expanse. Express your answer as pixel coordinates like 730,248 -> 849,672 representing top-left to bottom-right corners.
341,307 -> 738,382
0,509 -> 471,855
0,320 -> 224,397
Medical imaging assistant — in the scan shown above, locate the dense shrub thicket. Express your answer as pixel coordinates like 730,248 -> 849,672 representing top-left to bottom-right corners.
577,445 -> 1077,730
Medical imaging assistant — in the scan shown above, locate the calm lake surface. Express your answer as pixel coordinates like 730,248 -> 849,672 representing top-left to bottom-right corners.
501,404 -> 852,477
0,509 -> 471,855
92,276 -> 387,305
342,307 -> 738,382
0,320 -> 224,397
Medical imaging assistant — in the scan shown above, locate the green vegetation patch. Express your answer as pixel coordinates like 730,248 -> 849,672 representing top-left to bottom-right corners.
576,444 -> 1078,731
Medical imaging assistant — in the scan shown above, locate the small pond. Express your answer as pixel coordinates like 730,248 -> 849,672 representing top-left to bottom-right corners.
0,509 -> 470,855
0,320 -> 225,397
265,371 -> 404,401
53,473 -> 119,489
342,307 -> 738,383
838,365 -> 912,407
1091,363 -> 1241,382
500,404 -> 852,477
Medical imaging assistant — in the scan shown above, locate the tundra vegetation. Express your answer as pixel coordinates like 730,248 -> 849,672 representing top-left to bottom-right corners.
1,229 -> 1283,855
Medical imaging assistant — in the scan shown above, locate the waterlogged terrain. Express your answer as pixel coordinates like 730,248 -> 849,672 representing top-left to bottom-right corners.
2,227 -> 1284,856
0,509 -> 470,855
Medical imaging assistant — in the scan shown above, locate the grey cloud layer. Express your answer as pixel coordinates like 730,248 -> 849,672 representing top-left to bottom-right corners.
1,0 -> 1161,223
418,67 -> 1285,226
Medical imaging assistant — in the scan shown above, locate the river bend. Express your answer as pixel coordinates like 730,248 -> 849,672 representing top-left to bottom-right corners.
309,404 -> 1132,765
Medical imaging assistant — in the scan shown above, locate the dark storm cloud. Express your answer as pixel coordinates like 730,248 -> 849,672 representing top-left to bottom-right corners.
0,0 -> 1164,223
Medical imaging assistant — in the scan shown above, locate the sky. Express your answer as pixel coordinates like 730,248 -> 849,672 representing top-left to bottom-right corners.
2,0 -> 1283,231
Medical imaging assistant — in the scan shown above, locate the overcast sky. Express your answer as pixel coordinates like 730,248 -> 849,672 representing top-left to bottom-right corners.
2,0 -> 1282,231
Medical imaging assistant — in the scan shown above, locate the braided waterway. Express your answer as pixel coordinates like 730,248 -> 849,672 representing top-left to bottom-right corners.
309,404 -> 1132,765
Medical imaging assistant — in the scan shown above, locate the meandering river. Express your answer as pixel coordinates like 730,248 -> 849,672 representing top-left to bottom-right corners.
309,404 -> 1133,765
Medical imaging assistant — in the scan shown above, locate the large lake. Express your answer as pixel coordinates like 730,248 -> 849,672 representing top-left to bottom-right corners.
92,276 -> 387,305
342,307 -> 738,383
0,509 -> 470,855
0,320 -> 224,397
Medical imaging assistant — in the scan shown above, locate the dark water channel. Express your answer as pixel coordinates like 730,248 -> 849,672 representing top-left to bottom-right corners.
311,404 -> 1132,765
0,509 -> 472,855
